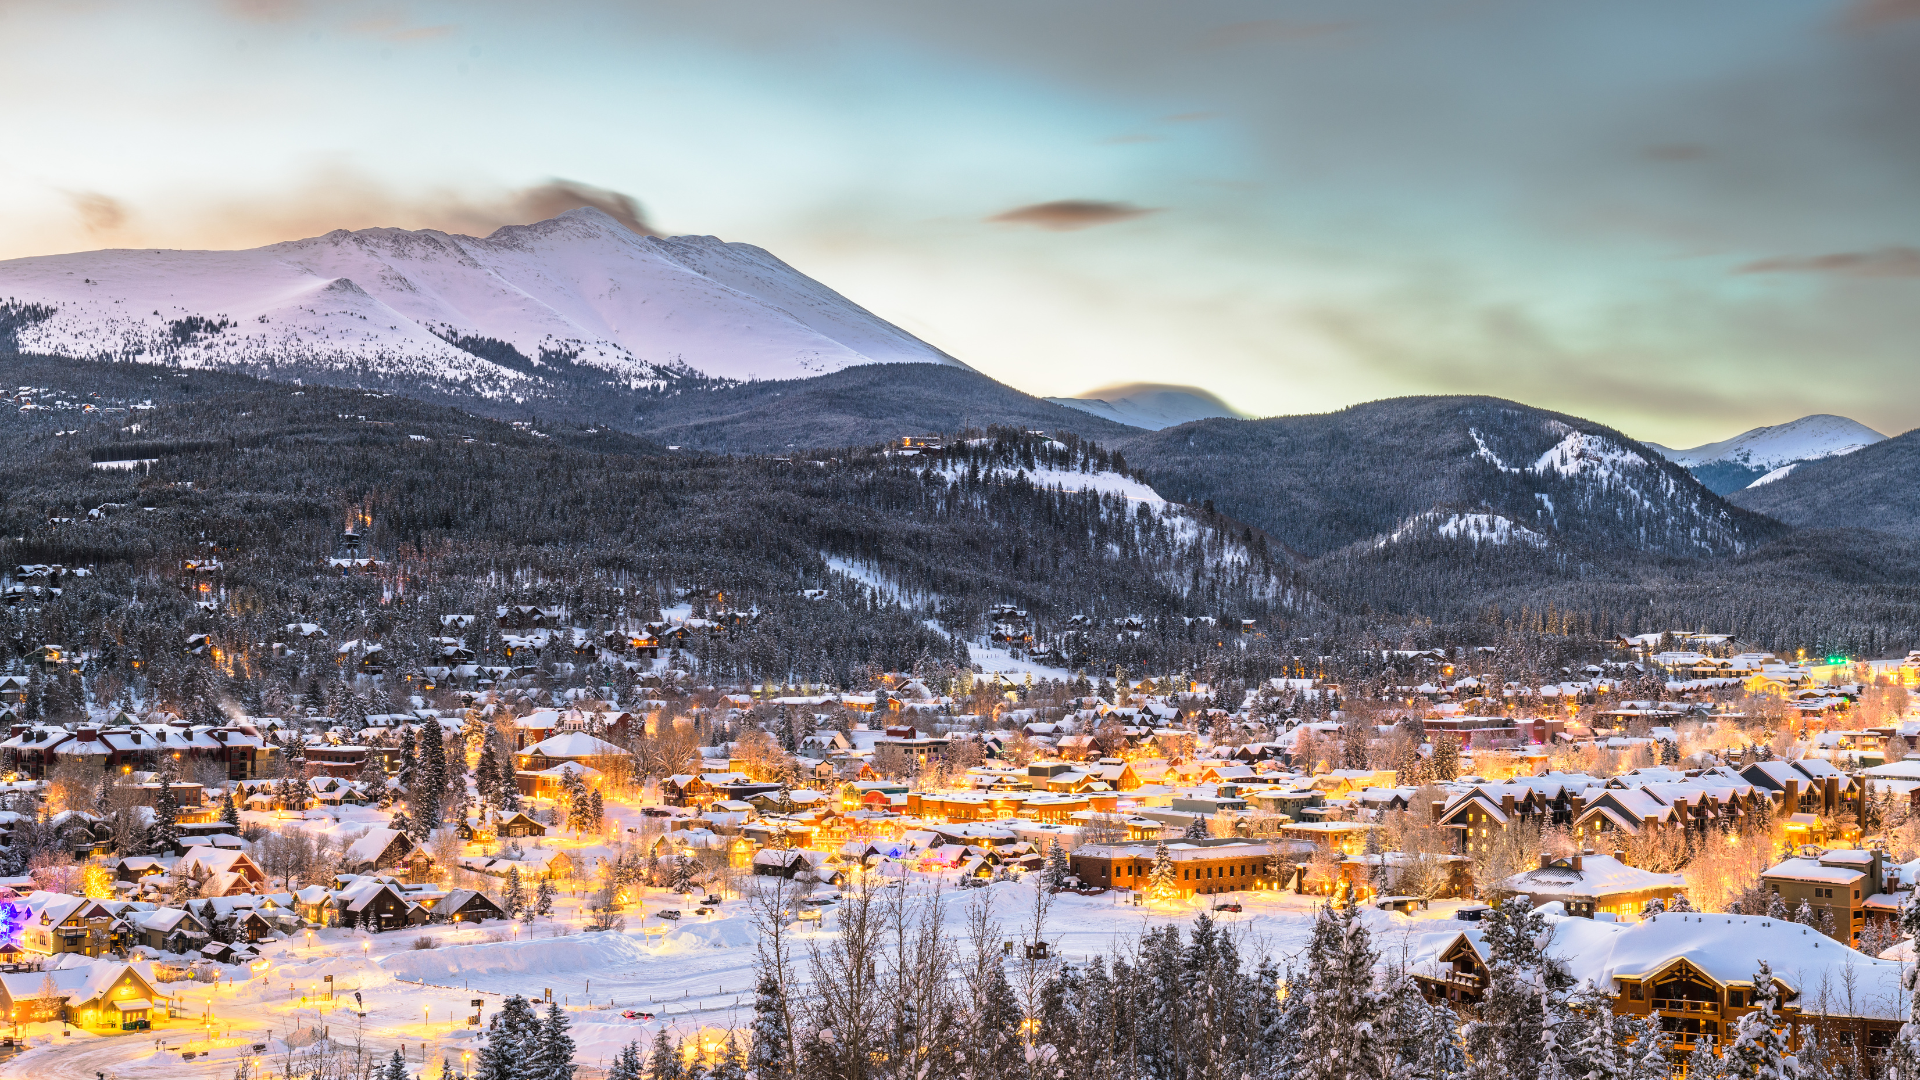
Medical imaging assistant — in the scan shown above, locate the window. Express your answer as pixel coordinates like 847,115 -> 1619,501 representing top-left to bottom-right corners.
1629,984 -> 1643,1001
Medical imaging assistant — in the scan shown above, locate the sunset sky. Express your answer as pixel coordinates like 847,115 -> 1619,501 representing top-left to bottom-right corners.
2,0 -> 1916,446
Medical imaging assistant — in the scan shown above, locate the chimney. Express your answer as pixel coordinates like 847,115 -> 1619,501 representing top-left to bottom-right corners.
1783,778 -> 1800,816
1572,853 -> 1584,873
76,727 -> 98,742
1502,792 -> 1516,815
1614,847 -> 1627,865
1570,794 -> 1586,819
1540,852 -> 1552,870
1825,776 -> 1840,815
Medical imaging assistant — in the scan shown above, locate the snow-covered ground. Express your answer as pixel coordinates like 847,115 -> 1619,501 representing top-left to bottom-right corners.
0,870 -> 1477,1080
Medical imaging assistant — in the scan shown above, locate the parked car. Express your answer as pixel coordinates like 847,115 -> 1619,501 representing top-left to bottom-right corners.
656,909 -> 682,921
620,1010 -> 655,1021
694,906 -> 714,916
1453,904 -> 1491,922
1375,895 -> 1428,914
701,895 -> 723,905
1212,902 -> 1243,913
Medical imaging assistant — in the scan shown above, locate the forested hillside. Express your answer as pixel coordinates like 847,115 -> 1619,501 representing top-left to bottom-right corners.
0,357 -> 1301,704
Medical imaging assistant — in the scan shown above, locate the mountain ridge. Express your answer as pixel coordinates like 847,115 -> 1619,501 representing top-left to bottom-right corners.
0,208 -> 964,395
1646,414 -> 1885,495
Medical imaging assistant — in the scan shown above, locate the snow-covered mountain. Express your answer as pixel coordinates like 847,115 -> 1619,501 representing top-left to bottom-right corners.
1046,383 -> 1243,430
1647,414 -> 1885,495
0,208 -> 964,397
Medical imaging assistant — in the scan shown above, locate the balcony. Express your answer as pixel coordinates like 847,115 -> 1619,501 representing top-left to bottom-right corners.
1654,999 -> 1719,1016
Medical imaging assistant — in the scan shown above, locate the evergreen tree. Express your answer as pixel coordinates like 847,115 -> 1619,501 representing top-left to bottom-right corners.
1183,817 -> 1209,840
1465,897 -> 1554,1080
1386,968 -> 1464,1080
647,1031 -> 683,1080
220,792 -> 241,830
476,994 -> 541,1080
535,878 -> 555,918
415,722 -> 447,833
1667,892 -> 1696,913
1296,901 -> 1387,1080
399,725 -> 418,790
503,867 -> 526,918
477,730 -> 505,808
531,1000 -> 576,1080
1042,838 -> 1071,890
1795,898 -> 1817,926
1428,733 -> 1461,781
587,789 -> 604,831
607,1042 -> 645,1080
381,1048 -> 409,1080
148,774 -> 180,853
1891,896 -> 1920,1080
709,1033 -> 745,1080
748,966 -> 791,1080
1767,892 -> 1790,922
1147,840 -> 1177,900
1721,962 -> 1794,1080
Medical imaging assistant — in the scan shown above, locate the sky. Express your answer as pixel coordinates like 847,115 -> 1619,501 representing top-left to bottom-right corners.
1,0 -> 1916,447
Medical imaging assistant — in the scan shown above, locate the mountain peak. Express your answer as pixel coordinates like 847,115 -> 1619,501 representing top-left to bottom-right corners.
0,213 -> 964,395
1047,382 -> 1244,430
1647,413 -> 1885,495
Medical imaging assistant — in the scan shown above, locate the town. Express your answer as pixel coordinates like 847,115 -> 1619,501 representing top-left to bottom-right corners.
0,568 -> 1915,1080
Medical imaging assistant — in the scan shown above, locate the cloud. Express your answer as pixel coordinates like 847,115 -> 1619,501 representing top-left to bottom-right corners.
1842,0 -> 1920,30
221,0 -> 305,22
507,180 -> 657,236
1738,247 -> 1920,278
65,191 -> 126,234
345,14 -> 456,42
1100,134 -> 1163,145
988,200 -> 1159,231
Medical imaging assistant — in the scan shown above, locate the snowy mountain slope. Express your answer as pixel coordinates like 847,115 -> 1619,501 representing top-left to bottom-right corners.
1377,510 -> 1547,550
1046,383 -> 1243,430
1648,414 -> 1885,495
1121,396 -> 1785,561
1730,427 -> 1920,540
0,208 -> 963,396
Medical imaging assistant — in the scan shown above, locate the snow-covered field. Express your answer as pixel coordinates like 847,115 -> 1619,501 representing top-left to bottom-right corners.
0,871 -> 1477,1080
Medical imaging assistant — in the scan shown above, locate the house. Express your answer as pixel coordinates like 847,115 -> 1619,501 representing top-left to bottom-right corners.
340,828 -> 415,875
19,895 -> 122,958
173,847 -> 268,896
1498,852 -> 1686,919
334,878 -> 425,931
434,889 -> 507,923
494,811 -> 547,838
0,960 -> 171,1030
132,906 -> 209,953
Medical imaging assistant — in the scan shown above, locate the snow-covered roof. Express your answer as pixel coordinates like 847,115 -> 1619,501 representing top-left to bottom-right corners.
1501,854 -> 1685,900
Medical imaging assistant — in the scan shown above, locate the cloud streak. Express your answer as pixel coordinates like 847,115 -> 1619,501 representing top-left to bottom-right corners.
1739,247 -> 1920,278
988,200 -> 1159,231
65,191 -> 126,234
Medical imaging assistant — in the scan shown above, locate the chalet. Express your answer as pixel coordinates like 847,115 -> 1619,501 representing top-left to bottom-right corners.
174,847 -> 268,895
0,961 -> 170,1030
434,889 -> 507,923
334,879 -> 422,931
495,811 -> 547,838
516,731 -> 630,771
132,906 -> 209,953
1498,852 -> 1686,919
1414,913 -> 1901,1061
340,828 -> 414,875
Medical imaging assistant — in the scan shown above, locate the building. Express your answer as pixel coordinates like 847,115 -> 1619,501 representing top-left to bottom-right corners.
1760,848 -> 1885,946
1070,838 -> 1279,896
0,961 -> 171,1030
1498,852 -> 1686,920
1412,912 -> 1902,1061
